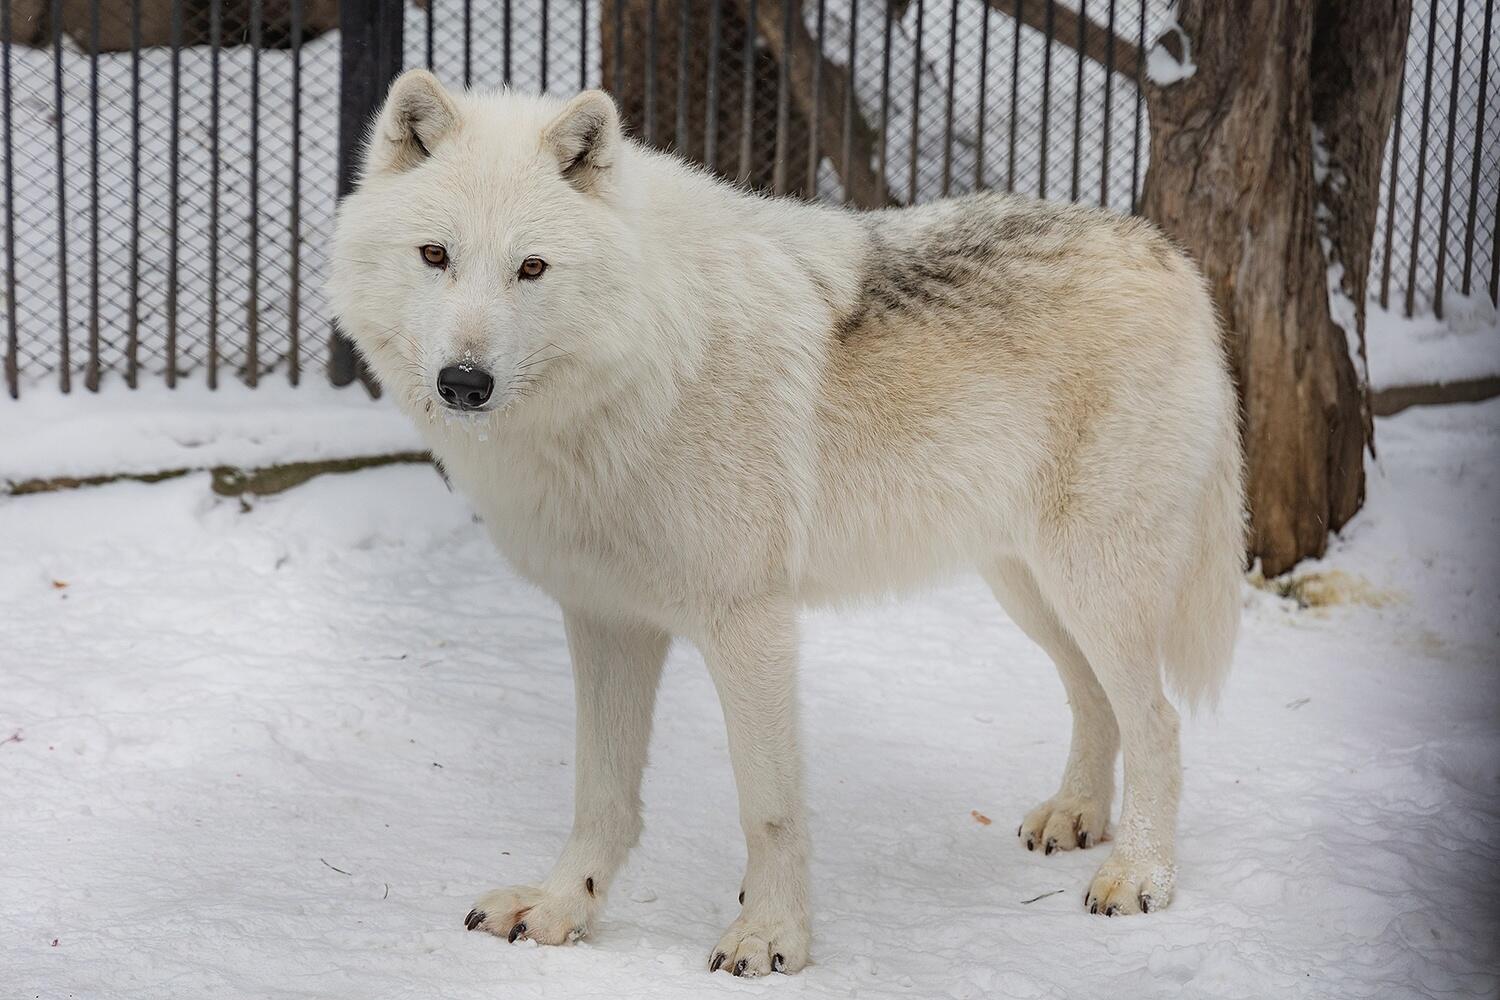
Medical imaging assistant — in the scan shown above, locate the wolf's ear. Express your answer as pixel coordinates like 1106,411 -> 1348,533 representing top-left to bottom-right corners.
366,70 -> 460,176
542,90 -> 620,195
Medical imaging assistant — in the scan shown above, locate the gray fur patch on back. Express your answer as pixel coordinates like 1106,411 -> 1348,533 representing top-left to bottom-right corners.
835,195 -> 1095,340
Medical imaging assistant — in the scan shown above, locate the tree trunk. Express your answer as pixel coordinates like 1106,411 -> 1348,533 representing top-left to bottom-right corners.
1139,0 -> 1409,577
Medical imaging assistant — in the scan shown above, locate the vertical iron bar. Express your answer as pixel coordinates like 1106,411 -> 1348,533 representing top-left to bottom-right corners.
463,0 -> 472,88
333,0 -> 402,387
738,0 -> 756,184
941,0 -> 959,196
579,0 -> 587,91
806,0 -> 826,195
1007,0 -> 1021,192
1069,0 -> 1084,202
87,0 -> 99,390
907,0 -> 924,203
1461,0 -> 1493,295
504,0 -> 513,85
1,0 -> 14,398
773,0 -> 792,193
612,0 -> 623,96
167,0 -> 181,387
1431,0 -> 1465,319
289,0 -> 303,385
1100,0 -> 1115,207
1405,0 -> 1441,318
705,0 -> 721,169
248,0 -> 261,386
209,0 -> 221,388
426,0 -> 435,71
50,0 -> 70,393
1379,73 -> 1404,310
1491,157 -> 1499,307
127,0 -> 140,387
1038,0 -> 1054,198
645,0 -> 657,146
973,4 -> 989,191
1129,0 -> 1143,213
841,0 -> 857,204
540,0 -> 549,91
675,0 -> 690,153
876,2 -> 893,204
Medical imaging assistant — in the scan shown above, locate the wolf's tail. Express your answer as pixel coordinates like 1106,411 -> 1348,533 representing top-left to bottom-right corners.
1162,413 -> 1246,710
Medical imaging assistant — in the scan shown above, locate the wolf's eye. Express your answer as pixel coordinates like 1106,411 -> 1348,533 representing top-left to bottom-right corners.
419,244 -> 448,269
518,256 -> 548,280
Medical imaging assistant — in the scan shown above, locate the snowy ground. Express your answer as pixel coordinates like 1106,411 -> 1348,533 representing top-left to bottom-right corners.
2,398 -> 1498,999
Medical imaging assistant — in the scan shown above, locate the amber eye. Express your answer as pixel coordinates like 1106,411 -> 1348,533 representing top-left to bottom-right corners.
518,256 -> 548,280
419,244 -> 448,269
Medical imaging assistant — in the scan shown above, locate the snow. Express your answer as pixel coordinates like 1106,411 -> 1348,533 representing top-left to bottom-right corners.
1144,19 -> 1197,86
3,396 -> 1498,998
1365,293 -> 1500,390
0,379 -> 422,486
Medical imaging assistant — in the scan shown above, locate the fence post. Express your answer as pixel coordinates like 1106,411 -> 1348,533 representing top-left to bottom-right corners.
329,0 -> 403,389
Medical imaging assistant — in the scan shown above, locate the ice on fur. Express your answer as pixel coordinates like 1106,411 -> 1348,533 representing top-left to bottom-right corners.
329,71 -> 1245,977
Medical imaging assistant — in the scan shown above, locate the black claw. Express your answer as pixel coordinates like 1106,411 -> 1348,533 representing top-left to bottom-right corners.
733,959 -> 748,977
1105,904 -> 1118,917
585,877 -> 595,896
1090,902 -> 1099,914
465,909 -> 485,931
1140,894 -> 1153,913
1078,831 -> 1090,849
1044,837 -> 1056,856
507,921 -> 526,943
710,952 -> 726,973
773,953 -> 785,973
1016,824 -> 1023,837
1026,836 -> 1035,851
738,890 -> 744,905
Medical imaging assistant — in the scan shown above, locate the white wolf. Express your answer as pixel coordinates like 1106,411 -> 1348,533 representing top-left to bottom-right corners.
330,71 -> 1245,977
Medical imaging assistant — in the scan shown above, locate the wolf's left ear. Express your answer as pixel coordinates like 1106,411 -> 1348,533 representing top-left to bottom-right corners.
366,69 -> 460,176
542,90 -> 620,195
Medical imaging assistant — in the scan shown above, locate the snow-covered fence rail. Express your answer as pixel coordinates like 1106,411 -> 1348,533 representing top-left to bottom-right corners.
0,0 -> 1494,398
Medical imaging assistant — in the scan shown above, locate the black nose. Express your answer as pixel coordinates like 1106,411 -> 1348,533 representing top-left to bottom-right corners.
436,365 -> 494,410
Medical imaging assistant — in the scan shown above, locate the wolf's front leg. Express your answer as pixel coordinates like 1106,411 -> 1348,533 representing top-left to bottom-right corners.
467,608 -> 668,945
699,600 -> 811,976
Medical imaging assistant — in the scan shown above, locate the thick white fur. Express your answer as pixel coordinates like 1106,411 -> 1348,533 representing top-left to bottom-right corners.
330,72 -> 1246,976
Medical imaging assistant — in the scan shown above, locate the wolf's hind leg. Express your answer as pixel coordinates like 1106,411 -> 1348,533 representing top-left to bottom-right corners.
467,608 -> 668,945
983,557 -> 1117,855
1032,549 -> 1182,915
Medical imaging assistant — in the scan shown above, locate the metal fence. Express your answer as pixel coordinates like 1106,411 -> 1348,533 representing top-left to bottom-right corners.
1,0 -> 1495,398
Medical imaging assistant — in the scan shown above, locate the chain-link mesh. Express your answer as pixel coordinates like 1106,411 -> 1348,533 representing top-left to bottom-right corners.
1,0 -> 1493,395
1371,0 -> 1499,319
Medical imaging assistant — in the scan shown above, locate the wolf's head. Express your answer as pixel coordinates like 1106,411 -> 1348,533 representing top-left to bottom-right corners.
330,71 -> 643,422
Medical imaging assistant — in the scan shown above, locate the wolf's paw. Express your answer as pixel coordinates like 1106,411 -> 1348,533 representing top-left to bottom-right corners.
465,884 -> 591,945
1018,795 -> 1109,855
1083,853 -> 1175,915
708,910 -> 810,977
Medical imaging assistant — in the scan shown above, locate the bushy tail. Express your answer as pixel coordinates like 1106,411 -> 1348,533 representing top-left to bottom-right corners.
1163,417 -> 1247,710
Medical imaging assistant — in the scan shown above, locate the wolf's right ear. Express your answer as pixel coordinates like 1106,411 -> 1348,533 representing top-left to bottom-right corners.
365,70 -> 460,176
542,90 -> 620,196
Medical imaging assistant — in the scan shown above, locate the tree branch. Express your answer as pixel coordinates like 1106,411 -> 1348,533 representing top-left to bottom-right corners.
734,0 -> 896,208
984,0 -> 1142,82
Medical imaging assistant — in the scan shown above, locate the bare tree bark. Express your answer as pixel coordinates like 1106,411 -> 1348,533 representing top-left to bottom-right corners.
1310,0 -> 1412,454
1140,0 -> 1409,576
